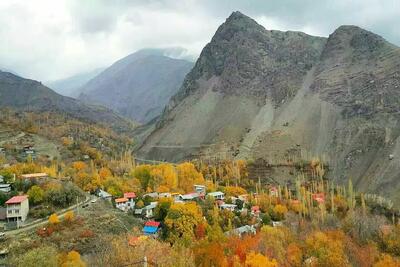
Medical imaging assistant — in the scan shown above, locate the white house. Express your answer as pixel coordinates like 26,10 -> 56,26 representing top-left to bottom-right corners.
6,195 -> 29,223
97,189 -> 112,202
179,192 -> 201,202
0,184 -> 11,193
226,225 -> 256,237
143,202 -> 158,218
123,192 -> 136,209
194,184 -> 206,194
115,197 -> 129,212
207,191 -> 225,200
220,203 -> 237,211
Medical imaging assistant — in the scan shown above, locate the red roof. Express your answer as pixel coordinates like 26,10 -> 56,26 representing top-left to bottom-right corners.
124,192 -> 136,199
6,195 -> 28,204
251,206 -> 260,212
115,197 -> 128,203
145,221 -> 160,227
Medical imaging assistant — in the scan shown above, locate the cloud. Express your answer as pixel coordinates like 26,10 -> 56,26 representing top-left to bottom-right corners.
0,0 -> 399,81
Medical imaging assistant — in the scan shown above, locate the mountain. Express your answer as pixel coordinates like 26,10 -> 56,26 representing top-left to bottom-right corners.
79,49 -> 194,123
137,12 -> 400,204
0,71 -> 135,132
45,68 -> 105,97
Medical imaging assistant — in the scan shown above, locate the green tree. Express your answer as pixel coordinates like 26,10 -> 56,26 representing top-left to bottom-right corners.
27,185 -> 44,204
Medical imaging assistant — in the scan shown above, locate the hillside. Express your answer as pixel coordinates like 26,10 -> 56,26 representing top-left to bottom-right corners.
79,49 -> 194,123
137,12 -> 400,205
0,71 -> 135,132
45,68 -> 105,97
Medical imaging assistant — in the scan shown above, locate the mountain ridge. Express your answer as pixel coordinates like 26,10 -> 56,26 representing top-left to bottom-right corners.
137,11 -> 400,205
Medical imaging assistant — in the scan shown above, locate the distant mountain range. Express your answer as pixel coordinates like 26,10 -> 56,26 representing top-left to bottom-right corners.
0,71 -> 134,132
45,68 -> 105,97
78,49 -> 194,123
137,12 -> 400,205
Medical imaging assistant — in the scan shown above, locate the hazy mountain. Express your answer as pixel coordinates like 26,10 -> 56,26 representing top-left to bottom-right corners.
45,68 -> 105,97
137,12 -> 400,204
0,71 -> 135,132
79,49 -> 194,123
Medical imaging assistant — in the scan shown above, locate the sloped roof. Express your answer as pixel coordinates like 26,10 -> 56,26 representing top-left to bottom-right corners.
6,195 -> 28,204
145,221 -> 160,227
115,197 -> 128,203
124,192 -> 136,198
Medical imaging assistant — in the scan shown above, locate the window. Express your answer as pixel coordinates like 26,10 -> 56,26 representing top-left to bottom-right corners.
7,210 -> 12,214
15,209 -> 19,214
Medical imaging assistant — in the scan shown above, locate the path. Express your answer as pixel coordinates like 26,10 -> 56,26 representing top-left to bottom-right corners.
5,195 -> 92,236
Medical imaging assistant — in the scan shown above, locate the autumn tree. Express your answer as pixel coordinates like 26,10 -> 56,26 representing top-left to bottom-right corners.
165,202 -> 204,245
64,210 -> 75,223
49,213 -> 60,225
150,164 -> 178,191
59,251 -> 86,267
245,252 -> 278,267
176,162 -> 205,192
305,231 -> 349,267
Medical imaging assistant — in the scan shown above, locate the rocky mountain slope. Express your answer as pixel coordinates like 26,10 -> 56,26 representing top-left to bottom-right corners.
137,12 -> 400,204
0,71 -> 134,132
45,68 -> 105,97
79,49 -> 193,123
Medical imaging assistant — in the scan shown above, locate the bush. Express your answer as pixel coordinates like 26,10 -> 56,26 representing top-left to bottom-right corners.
14,246 -> 58,267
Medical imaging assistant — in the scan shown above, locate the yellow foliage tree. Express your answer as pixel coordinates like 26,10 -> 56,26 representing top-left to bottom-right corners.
60,250 -> 86,267
72,161 -> 87,172
49,213 -> 60,225
176,162 -> 204,193
165,202 -> 203,244
64,211 -> 75,223
373,254 -> 400,267
245,252 -> 278,267
150,164 -> 178,191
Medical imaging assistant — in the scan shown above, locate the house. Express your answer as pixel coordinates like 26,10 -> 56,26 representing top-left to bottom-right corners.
20,173 -> 48,181
0,175 -> 4,183
220,203 -> 237,211
269,187 -> 279,197
194,184 -> 206,194
179,192 -> 201,202
143,202 -> 157,218
6,195 -> 29,223
226,225 -> 256,237
0,147 -> 4,153
0,184 -> 11,193
115,197 -> 129,212
251,206 -> 260,216
97,189 -> 112,201
142,221 -> 161,236
159,192 -> 171,198
207,191 -> 225,200
123,192 -> 136,209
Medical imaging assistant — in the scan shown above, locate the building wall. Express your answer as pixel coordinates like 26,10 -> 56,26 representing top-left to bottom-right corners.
6,199 -> 29,222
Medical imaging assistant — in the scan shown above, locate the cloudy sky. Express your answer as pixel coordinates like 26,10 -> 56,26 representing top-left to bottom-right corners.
1,0 -> 400,81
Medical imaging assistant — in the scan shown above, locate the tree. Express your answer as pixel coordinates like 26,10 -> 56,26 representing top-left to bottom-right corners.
373,254 -> 400,267
176,162 -> 204,192
305,231 -> 349,267
165,202 -> 203,245
27,185 -> 44,204
133,165 -> 153,190
150,164 -> 178,190
64,210 -> 75,223
72,161 -> 87,172
15,246 -> 58,267
273,204 -> 288,221
245,252 -> 278,267
49,213 -> 60,225
59,251 -> 86,267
